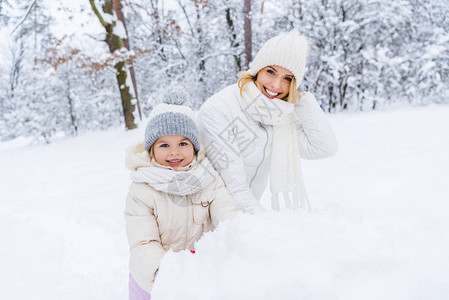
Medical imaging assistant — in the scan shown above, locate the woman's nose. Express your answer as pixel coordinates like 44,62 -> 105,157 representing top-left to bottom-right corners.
270,77 -> 282,90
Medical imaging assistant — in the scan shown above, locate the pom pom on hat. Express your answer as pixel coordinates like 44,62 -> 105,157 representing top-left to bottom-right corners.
249,31 -> 309,88
144,90 -> 200,152
161,88 -> 190,106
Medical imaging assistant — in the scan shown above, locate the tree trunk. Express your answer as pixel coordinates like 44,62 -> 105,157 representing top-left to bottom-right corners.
194,0 -> 206,81
113,0 -> 141,120
66,82 -> 78,136
89,0 -> 138,130
225,7 -> 241,72
244,0 -> 252,70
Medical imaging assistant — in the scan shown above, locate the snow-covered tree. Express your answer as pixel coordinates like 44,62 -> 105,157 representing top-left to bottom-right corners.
286,0 -> 449,111
1,0 -> 448,143
89,0 -> 140,130
3,1 -> 70,143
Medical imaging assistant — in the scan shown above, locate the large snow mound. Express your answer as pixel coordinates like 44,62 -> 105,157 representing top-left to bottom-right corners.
152,209 -> 449,300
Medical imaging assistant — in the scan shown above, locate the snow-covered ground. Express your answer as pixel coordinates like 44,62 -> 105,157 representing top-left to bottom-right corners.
1,104 -> 449,299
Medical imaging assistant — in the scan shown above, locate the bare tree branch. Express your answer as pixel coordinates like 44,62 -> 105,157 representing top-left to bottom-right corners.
89,0 -> 109,27
11,0 -> 37,35
176,0 -> 195,36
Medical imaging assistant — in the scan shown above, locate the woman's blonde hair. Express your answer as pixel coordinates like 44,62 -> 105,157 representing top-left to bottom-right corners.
237,69 -> 299,104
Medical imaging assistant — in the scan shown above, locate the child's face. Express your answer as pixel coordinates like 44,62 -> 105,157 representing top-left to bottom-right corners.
153,135 -> 195,171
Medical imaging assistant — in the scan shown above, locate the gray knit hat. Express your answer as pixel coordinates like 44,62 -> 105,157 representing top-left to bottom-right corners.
248,31 -> 309,88
144,92 -> 200,152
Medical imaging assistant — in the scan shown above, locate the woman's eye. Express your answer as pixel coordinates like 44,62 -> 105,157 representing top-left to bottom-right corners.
267,69 -> 275,75
284,77 -> 292,82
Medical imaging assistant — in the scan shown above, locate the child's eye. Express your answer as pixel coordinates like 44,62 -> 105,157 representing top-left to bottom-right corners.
160,144 -> 169,148
179,142 -> 189,146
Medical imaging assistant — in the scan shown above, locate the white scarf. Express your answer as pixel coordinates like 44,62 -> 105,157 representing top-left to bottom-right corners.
242,82 -> 310,211
130,157 -> 217,196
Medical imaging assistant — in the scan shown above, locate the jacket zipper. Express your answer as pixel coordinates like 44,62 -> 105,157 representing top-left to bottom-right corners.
249,124 -> 269,188
184,195 -> 189,250
169,197 -> 175,246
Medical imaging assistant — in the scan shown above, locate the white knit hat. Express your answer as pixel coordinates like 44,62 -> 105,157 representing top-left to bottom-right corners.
248,31 -> 309,88
144,91 -> 200,152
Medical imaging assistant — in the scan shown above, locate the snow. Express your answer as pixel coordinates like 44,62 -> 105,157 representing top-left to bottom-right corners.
102,11 -> 115,25
42,0 -> 108,57
113,20 -> 128,39
43,0 -> 97,38
1,104 -> 449,299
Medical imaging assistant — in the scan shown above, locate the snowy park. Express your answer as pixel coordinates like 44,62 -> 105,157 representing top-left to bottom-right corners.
1,0 -> 449,299
1,104 -> 449,299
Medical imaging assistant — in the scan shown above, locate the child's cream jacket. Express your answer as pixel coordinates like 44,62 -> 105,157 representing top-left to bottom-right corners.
125,143 -> 240,293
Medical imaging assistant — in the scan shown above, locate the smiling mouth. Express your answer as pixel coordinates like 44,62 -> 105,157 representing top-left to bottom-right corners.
167,159 -> 183,165
264,87 -> 280,98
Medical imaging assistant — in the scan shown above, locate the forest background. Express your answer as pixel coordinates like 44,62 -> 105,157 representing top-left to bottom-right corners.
0,0 -> 448,143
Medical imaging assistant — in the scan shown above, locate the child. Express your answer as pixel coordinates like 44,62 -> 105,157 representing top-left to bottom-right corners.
124,94 -> 240,299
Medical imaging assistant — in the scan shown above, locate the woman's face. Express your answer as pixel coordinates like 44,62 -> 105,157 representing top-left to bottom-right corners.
153,135 -> 194,170
255,65 -> 293,100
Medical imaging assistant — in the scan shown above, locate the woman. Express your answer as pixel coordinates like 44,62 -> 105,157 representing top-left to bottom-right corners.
197,31 -> 338,213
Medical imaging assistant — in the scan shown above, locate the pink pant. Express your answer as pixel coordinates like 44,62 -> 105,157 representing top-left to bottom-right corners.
129,274 -> 151,300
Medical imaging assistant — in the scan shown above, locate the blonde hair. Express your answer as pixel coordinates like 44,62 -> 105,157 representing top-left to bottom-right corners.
149,145 -> 155,159
237,70 -> 299,104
